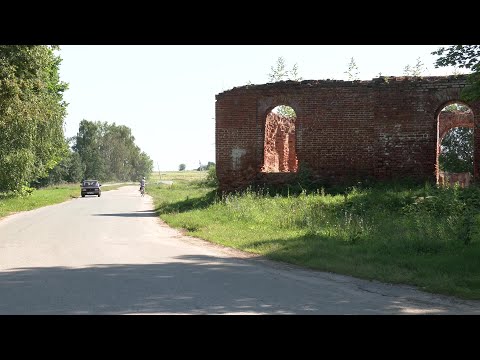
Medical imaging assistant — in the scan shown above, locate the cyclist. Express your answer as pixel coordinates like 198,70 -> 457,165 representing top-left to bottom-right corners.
140,177 -> 146,195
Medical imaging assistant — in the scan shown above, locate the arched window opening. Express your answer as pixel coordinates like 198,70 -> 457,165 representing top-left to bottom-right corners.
437,102 -> 474,188
262,105 -> 298,173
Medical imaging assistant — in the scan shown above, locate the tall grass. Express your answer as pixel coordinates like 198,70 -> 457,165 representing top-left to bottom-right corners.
148,174 -> 480,299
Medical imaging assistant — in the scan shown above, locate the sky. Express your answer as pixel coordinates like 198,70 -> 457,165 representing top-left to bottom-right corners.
57,45 -> 462,171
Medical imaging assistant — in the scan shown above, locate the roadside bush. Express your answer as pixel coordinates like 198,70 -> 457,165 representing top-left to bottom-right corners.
205,165 -> 218,186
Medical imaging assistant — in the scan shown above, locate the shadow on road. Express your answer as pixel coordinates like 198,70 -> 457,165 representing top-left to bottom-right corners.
0,254 -> 470,315
92,210 -> 157,218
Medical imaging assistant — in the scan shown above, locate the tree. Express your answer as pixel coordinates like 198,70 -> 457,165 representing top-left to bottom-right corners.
130,151 -> 153,181
197,161 -> 215,171
205,164 -> 217,186
179,163 -> 186,171
439,127 -> 473,173
345,57 -> 359,81
432,45 -> 480,102
73,120 -> 107,180
34,150 -> 83,187
101,123 -> 140,181
72,119 -> 153,182
0,45 -> 68,192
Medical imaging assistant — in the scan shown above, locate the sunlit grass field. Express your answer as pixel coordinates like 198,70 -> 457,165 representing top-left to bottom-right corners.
148,171 -> 480,300
149,170 -> 206,184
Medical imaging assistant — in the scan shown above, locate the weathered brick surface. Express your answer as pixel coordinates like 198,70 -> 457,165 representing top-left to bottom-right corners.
438,171 -> 471,188
438,110 -> 474,140
215,76 -> 480,191
262,112 -> 297,173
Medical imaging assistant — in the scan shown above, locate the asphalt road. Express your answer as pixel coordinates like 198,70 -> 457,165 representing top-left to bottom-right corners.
1,186 -> 479,314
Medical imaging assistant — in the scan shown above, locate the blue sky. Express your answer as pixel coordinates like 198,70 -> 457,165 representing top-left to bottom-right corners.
58,45 -> 461,171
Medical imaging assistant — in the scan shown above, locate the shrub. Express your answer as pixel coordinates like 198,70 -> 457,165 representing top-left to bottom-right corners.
205,165 -> 218,186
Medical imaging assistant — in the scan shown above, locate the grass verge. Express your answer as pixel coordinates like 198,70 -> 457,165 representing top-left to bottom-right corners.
148,171 -> 480,300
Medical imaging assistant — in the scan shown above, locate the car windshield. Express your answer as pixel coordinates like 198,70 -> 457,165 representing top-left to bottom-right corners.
83,181 -> 98,186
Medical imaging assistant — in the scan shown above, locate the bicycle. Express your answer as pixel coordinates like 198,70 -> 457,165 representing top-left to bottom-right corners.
140,186 -> 145,197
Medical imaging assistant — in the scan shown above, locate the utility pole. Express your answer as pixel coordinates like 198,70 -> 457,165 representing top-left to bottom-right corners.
157,162 -> 161,180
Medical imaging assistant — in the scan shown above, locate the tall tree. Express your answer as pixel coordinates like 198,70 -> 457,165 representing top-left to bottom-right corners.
72,119 -> 153,182
0,45 -> 68,192
73,120 -> 106,180
432,45 -> 480,102
131,151 -> 154,180
102,124 -> 137,181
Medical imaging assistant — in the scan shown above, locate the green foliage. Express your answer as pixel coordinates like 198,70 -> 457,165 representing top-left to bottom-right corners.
269,56 -> 288,82
443,103 -> 470,112
290,63 -> 301,81
403,57 -> 426,76
273,105 -> 296,118
71,119 -> 153,182
267,57 -> 301,118
147,176 -> 480,299
0,45 -> 69,192
432,45 -> 480,102
295,164 -> 314,190
268,56 -> 302,82
462,72 -> 480,103
179,163 -> 186,171
345,57 -> 359,80
131,151 -> 154,182
205,165 -> 218,186
73,120 -> 106,180
10,183 -> 36,197
433,45 -> 480,72
439,127 -> 473,173
197,161 -> 215,171
33,150 -> 84,187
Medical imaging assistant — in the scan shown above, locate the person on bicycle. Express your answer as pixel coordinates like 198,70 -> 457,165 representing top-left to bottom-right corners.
140,177 -> 146,192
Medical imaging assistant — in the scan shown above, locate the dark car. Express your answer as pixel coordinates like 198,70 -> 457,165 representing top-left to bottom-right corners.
80,180 -> 102,197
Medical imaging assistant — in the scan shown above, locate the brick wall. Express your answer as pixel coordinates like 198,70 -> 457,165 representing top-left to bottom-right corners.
262,112 -> 297,173
215,76 -> 480,191
438,110 -> 474,141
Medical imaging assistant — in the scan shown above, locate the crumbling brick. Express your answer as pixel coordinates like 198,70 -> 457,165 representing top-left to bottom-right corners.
215,76 -> 480,191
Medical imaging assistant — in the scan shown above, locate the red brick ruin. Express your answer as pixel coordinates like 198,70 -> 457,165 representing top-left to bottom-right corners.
262,111 -> 298,173
437,110 -> 474,188
215,75 -> 480,191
